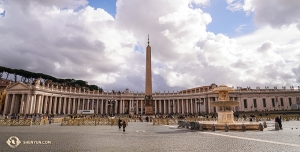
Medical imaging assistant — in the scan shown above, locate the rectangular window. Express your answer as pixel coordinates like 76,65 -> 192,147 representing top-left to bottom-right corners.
263,99 -> 266,107
272,98 -> 275,107
289,98 -> 292,106
253,99 -> 257,108
280,98 -> 284,106
244,99 -> 247,108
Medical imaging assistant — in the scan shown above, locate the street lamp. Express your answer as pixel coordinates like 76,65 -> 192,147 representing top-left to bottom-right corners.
197,99 -> 204,116
108,97 -> 115,117
170,100 -> 174,115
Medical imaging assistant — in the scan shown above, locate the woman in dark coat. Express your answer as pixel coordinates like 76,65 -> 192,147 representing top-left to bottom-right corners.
122,120 -> 126,132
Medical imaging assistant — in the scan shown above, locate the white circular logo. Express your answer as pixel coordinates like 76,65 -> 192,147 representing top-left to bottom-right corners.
6,136 -> 21,148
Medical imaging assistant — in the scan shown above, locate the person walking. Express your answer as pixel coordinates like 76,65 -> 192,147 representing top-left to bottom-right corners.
122,120 -> 126,132
275,115 -> 282,129
118,118 -> 122,129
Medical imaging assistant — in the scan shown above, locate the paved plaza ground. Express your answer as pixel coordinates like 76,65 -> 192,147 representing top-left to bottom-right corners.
1,121 -> 300,152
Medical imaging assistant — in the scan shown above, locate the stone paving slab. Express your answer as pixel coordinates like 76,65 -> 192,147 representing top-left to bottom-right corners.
0,121 -> 300,151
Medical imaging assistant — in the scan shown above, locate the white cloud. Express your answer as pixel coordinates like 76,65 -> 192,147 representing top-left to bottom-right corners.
0,0 -> 299,93
243,0 -> 300,29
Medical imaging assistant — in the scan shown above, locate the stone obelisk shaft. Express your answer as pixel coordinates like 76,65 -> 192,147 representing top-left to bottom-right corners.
145,36 -> 153,115
145,45 -> 152,95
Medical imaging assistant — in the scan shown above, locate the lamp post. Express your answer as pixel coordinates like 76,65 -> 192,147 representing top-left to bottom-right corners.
170,100 -> 174,115
108,97 -> 115,117
197,99 -> 204,116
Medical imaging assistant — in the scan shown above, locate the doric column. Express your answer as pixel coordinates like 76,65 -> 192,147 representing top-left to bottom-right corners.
181,99 -> 184,114
96,99 -> 99,114
186,99 -> 188,114
58,97 -> 62,114
141,100 -> 143,114
91,99 -> 94,111
136,100 -> 138,114
177,100 -> 179,113
87,99 -> 90,110
159,100 -> 161,114
76,98 -> 80,113
105,99 -> 108,114
48,96 -> 53,114
63,97 -> 66,114
35,95 -> 41,114
190,99 -> 193,114
163,100 -> 166,114
67,98 -> 71,114
43,96 -> 48,114
39,95 -> 44,114
2,93 -> 10,116
25,94 -> 30,115
122,100 -> 124,114
72,98 -> 76,114
168,100 -> 170,114
19,94 -> 25,114
9,94 -> 16,115
53,97 -> 57,114
100,99 -> 103,114
155,100 -> 157,114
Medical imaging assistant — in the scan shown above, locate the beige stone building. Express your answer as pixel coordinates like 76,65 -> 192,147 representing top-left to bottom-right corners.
1,81 -> 300,116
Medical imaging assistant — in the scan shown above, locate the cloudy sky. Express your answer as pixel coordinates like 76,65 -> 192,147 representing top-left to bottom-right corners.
0,0 -> 300,92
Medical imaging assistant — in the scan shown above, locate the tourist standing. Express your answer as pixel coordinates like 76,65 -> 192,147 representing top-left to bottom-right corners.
275,115 -> 282,129
48,116 -> 52,124
122,120 -> 126,132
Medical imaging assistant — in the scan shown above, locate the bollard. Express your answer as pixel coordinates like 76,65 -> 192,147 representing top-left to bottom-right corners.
263,121 -> 267,128
199,123 -> 203,131
242,124 -> 246,132
275,122 -> 279,130
225,124 -> 229,132
259,123 -> 263,131
212,124 -> 216,131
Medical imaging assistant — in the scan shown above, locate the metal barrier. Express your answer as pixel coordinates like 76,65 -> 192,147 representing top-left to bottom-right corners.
0,119 -> 33,126
61,118 -> 129,126
152,118 -> 177,125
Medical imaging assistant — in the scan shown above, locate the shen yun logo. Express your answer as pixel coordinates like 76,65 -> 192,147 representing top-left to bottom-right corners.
7,136 -> 21,148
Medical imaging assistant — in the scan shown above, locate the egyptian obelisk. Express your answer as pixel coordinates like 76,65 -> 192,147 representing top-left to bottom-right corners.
144,35 -> 153,115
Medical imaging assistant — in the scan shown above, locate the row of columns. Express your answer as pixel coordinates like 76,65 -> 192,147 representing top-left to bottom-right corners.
2,93 -> 297,116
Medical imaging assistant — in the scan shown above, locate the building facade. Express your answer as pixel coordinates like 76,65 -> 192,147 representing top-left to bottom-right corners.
1,81 -> 300,116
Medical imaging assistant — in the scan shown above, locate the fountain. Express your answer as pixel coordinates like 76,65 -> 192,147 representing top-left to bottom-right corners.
198,84 -> 260,130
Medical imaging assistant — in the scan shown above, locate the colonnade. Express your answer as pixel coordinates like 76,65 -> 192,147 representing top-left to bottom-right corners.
1,92 -> 299,116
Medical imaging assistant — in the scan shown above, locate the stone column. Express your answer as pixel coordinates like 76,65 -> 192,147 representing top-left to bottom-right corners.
35,95 -> 41,114
48,96 -> 53,114
25,94 -> 30,115
72,98 -> 76,114
91,99 -> 94,111
76,98 -> 80,113
2,94 -> 10,116
136,100 -> 138,114
58,97 -> 62,114
87,99 -> 90,110
39,95 -> 44,114
67,98 -> 71,114
159,100 -> 161,114
141,100 -> 143,114
19,94 -> 25,114
53,97 -> 57,115
100,99 -> 103,114
155,100 -> 157,114
182,99 -> 184,114
9,94 -> 16,115
105,99 -> 108,114
43,96 -> 48,114
177,100 -> 179,113
96,99 -> 99,114
163,100 -> 166,114
63,97 -> 66,114
186,99 -> 188,114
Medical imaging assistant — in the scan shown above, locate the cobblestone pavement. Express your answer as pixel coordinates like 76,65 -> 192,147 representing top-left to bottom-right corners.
1,121 -> 300,152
